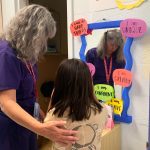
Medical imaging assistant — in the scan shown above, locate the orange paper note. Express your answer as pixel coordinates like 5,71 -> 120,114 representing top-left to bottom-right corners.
70,18 -> 88,36
113,69 -> 132,87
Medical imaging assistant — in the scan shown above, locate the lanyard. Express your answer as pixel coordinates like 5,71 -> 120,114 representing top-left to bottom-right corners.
25,62 -> 38,99
103,56 -> 112,84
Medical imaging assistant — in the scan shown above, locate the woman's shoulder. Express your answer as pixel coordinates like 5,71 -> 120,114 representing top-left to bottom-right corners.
0,40 -> 16,57
0,41 -> 24,69
86,47 -> 99,63
86,47 -> 97,56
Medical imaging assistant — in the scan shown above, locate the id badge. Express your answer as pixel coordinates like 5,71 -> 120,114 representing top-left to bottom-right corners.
34,102 -> 40,120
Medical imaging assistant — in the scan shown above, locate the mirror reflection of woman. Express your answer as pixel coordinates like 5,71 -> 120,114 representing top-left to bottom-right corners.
86,29 -> 125,87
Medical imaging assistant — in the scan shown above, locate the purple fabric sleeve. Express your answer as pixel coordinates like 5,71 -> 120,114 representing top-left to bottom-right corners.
86,48 -> 97,63
0,52 -> 21,91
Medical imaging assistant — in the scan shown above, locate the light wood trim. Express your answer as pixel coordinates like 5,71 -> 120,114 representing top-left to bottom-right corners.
101,124 -> 121,150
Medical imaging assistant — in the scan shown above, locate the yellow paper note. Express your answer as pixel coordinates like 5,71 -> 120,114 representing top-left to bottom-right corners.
106,98 -> 123,115
115,0 -> 145,9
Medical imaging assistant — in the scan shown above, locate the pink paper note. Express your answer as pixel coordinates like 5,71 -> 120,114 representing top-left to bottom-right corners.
120,19 -> 147,38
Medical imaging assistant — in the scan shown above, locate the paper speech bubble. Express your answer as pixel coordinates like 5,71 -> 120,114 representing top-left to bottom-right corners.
106,98 -> 123,116
94,84 -> 114,102
115,0 -> 145,10
120,19 -> 147,38
113,69 -> 132,87
86,63 -> 95,77
70,18 -> 88,36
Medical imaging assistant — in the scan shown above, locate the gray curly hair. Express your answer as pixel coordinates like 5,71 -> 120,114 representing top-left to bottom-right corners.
97,29 -> 124,62
1,4 -> 56,63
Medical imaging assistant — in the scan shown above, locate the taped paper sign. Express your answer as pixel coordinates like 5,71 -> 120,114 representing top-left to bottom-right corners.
120,19 -> 147,38
86,63 -> 95,77
113,69 -> 132,87
94,84 -> 114,102
106,98 -> 123,115
115,0 -> 145,9
70,18 -> 88,36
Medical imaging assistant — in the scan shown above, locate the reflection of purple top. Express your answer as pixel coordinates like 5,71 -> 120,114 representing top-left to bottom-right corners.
86,48 -> 125,87
0,40 -> 37,115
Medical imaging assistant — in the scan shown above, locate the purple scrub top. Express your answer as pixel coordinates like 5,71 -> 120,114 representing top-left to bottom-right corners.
0,40 -> 38,150
86,48 -> 125,87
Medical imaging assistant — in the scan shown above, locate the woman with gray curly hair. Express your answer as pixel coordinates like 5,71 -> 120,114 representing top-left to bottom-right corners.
0,4 -> 77,150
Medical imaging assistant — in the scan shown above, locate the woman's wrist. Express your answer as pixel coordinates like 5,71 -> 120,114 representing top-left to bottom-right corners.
32,120 -> 44,136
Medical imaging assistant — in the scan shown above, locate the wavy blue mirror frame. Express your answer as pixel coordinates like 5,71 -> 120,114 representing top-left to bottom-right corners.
79,20 -> 133,123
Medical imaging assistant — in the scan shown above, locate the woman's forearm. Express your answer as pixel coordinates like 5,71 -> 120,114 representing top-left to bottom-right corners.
1,97 -> 42,134
0,89 -> 78,144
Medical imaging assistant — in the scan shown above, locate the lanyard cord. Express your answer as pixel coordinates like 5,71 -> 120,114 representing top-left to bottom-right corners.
25,62 -> 38,99
103,56 -> 112,84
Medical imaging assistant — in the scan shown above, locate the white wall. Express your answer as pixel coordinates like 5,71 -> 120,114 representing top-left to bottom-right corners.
1,0 -> 16,28
67,1 -> 150,150
1,0 -> 28,29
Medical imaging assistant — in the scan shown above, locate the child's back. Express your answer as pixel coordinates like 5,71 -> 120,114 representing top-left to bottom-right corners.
44,58 -> 108,150
45,104 -> 107,150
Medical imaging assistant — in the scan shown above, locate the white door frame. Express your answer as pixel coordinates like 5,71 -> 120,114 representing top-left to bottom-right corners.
66,0 -> 74,58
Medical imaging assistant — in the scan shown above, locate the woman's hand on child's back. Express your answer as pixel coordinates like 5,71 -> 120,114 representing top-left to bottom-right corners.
38,120 -> 78,145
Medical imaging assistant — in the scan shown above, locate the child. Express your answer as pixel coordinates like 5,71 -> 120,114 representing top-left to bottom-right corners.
44,58 -> 108,150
